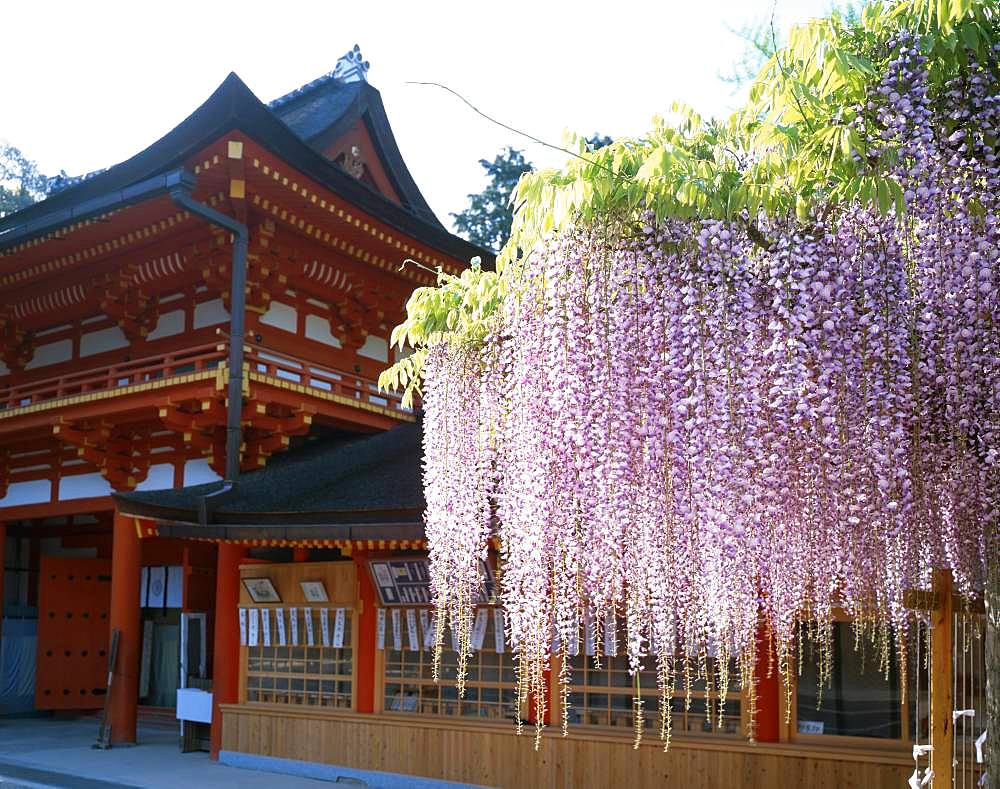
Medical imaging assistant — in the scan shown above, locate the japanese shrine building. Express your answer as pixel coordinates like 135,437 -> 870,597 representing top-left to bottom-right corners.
0,49 -> 985,789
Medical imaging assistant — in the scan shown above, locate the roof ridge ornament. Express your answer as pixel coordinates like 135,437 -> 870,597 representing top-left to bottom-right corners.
332,45 -> 369,84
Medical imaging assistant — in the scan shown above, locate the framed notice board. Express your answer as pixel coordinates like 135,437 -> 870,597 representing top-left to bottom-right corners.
368,557 -> 495,606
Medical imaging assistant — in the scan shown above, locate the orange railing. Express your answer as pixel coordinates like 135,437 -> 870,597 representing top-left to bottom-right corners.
0,342 -> 408,415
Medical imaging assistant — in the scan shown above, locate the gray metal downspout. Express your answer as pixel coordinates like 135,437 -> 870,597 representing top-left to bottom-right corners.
169,184 -> 248,523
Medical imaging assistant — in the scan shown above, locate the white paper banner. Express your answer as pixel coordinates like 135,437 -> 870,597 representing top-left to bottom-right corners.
391,609 -> 403,650
420,610 -> 432,650
303,608 -> 314,646
275,607 -> 287,646
261,608 -> 271,647
333,608 -> 346,649
493,609 -> 505,654
406,610 -> 420,651
239,608 -> 248,646
289,607 -> 299,646
471,608 -> 488,651
320,608 -> 331,647
376,608 -> 386,650
584,611 -> 596,656
603,610 -> 617,656
248,608 -> 259,647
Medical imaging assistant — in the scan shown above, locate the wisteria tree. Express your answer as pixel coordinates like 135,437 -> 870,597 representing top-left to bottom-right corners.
381,0 -> 998,778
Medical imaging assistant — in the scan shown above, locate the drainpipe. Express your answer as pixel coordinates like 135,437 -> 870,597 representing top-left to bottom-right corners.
170,183 -> 248,520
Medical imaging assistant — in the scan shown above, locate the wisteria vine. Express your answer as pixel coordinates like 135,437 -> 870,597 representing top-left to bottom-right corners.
418,31 -> 999,747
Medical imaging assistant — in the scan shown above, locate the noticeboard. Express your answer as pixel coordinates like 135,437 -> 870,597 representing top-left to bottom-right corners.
368,557 -> 495,606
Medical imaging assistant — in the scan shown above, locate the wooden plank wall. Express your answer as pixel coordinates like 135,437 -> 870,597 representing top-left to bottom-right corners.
238,561 -> 357,608
220,706 -> 913,789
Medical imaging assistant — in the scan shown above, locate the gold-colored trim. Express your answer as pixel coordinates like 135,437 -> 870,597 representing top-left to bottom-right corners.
248,371 -> 414,422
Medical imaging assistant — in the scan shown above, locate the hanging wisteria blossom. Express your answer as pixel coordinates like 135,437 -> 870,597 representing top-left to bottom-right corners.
414,20 -> 998,748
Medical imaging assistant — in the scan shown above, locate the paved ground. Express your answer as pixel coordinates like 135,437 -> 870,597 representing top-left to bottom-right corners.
0,717 -> 335,788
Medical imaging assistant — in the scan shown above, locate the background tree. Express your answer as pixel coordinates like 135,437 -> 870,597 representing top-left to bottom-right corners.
451,147 -> 533,252
0,143 -> 55,215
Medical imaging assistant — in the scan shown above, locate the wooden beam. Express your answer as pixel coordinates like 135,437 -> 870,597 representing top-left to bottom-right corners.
930,568 -> 954,786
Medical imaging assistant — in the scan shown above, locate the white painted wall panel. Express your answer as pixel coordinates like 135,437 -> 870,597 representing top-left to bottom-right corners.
0,479 -> 51,507
147,309 -> 186,340
193,298 -> 228,329
305,314 -> 342,348
80,326 -> 129,357
260,301 -> 297,333
358,335 -> 388,363
58,472 -> 113,500
25,339 -> 73,370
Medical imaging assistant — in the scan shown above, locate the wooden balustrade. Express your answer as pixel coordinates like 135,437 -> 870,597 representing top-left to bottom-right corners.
0,342 -> 406,415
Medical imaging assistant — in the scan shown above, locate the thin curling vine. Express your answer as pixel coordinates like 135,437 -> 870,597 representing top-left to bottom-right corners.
382,0 -> 998,748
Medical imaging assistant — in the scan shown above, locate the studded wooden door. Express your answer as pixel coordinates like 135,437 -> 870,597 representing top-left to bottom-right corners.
35,556 -> 112,710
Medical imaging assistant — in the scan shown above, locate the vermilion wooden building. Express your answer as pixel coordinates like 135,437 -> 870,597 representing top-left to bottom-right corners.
0,50 -> 985,789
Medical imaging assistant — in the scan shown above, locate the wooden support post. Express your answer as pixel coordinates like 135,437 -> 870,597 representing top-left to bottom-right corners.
210,542 -> 247,760
292,547 -> 309,563
986,545 -> 999,789
754,623 -> 781,743
353,551 -> 376,713
108,511 -> 141,744
931,568 -> 954,786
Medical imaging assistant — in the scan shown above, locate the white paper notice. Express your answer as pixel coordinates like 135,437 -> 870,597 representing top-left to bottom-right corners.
376,608 -> 386,650
248,608 -> 259,647
275,608 -> 287,646
320,608 -> 331,647
603,610 -> 617,656
493,609 -> 505,653
303,608 -> 314,646
333,608 -> 346,649
471,608 -> 488,651
406,610 -> 420,651
419,610 -> 432,650
289,607 -> 299,646
584,611 -> 596,656
261,608 -> 271,647
391,609 -> 402,650
239,608 -> 248,646
424,612 -> 436,650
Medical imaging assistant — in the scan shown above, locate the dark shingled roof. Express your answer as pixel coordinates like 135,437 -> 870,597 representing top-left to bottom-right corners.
116,421 -> 425,525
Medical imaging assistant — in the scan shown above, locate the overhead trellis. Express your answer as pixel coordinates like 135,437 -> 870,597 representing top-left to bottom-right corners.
381,0 -> 998,750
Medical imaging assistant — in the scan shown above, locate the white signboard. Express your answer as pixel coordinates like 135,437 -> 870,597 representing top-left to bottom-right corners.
493,609 -> 505,654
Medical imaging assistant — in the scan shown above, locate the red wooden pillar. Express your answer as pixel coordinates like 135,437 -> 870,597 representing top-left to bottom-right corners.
210,542 -> 247,760
753,623 -> 781,743
353,550 -> 376,713
108,512 -> 141,744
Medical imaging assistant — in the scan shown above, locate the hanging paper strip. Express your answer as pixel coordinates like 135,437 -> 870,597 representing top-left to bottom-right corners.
423,612 -> 436,650
603,610 -> 617,657
493,609 -> 505,654
260,608 -> 271,647
289,607 -> 299,646
391,609 -> 402,650
248,608 -> 259,647
303,608 -> 315,646
320,608 -> 331,647
376,608 -> 386,650
584,610 -> 596,656
406,610 -> 420,651
450,622 -> 460,652
471,608 -> 488,651
333,608 -> 346,649
239,608 -> 248,646
419,610 -> 431,650
275,608 -> 287,646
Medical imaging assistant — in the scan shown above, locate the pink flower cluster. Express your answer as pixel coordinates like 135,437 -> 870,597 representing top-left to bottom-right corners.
420,35 -> 998,743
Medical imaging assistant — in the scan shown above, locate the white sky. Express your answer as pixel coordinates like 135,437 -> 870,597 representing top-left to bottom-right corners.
2,0 -> 833,234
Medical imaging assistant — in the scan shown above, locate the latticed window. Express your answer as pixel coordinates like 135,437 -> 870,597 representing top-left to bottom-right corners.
565,653 -> 742,737
245,615 -> 353,708
383,611 -> 518,720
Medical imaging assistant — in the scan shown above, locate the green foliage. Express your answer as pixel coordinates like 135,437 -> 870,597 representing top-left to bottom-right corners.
383,0 -> 997,398
451,147 -> 533,252
0,144 -> 51,215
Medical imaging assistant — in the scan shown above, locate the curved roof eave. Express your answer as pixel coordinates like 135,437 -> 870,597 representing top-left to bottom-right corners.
0,72 -> 492,266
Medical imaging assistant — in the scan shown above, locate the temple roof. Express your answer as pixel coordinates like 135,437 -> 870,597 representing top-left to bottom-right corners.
114,420 -> 425,533
0,57 -> 487,264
